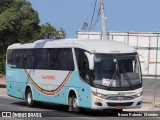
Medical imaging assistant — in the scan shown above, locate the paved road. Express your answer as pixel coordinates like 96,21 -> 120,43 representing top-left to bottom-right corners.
142,78 -> 160,102
0,96 -> 159,120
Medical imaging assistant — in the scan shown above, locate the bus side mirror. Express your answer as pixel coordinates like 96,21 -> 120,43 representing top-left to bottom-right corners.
138,52 -> 148,70
85,52 -> 94,70
80,59 -> 90,82
80,60 -> 85,78
82,60 -> 87,75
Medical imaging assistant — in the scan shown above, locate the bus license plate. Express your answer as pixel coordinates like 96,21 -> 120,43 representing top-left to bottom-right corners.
116,106 -> 125,109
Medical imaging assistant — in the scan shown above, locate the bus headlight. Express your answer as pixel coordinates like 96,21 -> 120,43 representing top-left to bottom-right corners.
92,91 -> 106,98
134,92 -> 143,97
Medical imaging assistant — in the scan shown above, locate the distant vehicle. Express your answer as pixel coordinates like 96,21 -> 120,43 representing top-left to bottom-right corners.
6,39 -> 144,113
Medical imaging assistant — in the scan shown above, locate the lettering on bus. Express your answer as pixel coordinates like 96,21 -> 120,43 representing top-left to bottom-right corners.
42,75 -> 56,80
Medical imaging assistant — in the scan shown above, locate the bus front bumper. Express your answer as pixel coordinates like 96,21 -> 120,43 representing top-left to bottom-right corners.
91,95 -> 142,110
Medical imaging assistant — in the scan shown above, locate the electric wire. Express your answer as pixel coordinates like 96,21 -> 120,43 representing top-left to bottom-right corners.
91,7 -> 101,30
89,0 -> 98,31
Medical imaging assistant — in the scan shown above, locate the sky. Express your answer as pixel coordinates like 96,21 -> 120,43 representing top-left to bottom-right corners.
29,0 -> 160,38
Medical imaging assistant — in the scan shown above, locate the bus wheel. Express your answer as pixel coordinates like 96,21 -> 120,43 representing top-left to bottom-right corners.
72,95 -> 79,113
25,88 -> 34,107
69,95 -> 79,113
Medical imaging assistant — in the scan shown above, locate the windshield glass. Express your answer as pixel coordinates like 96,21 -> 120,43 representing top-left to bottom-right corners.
92,53 -> 142,89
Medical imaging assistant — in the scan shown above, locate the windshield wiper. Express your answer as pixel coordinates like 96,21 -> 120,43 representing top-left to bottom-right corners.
122,70 -> 134,89
95,83 -> 111,90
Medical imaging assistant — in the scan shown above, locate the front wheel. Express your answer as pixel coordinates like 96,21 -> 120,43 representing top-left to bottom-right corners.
68,95 -> 79,113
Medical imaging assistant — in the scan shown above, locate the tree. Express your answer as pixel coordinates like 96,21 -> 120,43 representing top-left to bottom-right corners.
37,23 -> 66,40
0,0 -> 13,13
0,0 -> 40,74
0,0 -> 66,74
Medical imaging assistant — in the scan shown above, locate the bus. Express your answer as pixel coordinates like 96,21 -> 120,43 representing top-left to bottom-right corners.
6,39 -> 144,113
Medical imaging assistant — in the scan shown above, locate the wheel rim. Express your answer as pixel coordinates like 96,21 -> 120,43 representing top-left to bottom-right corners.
27,92 -> 32,104
73,97 -> 78,109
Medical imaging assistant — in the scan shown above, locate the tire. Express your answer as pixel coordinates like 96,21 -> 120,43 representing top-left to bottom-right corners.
68,94 -> 79,113
25,88 -> 34,107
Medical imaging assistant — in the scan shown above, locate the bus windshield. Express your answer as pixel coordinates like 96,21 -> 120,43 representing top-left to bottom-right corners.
92,53 -> 142,90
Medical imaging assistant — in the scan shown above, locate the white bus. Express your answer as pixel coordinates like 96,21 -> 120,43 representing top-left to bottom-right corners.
6,39 -> 143,113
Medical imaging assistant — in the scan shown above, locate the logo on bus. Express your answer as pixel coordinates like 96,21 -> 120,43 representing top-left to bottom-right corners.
42,75 -> 56,80
118,92 -> 125,96
118,92 -> 135,96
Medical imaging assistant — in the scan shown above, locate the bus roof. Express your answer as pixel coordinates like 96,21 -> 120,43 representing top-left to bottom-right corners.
8,39 -> 136,54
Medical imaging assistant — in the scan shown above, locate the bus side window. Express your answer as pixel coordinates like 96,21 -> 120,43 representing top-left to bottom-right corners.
61,48 -> 74,70
75,48 -> 90,83
81,59 -> 90,81
15,49 -> 24,68
35,49 -> 48,69
7,49 -> 16,67
48,49 -> 61,70
24,49 -> 34,69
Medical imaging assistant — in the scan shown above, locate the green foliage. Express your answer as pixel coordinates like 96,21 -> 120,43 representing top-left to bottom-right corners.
0,0 -> 40,52
0,57 -> 5,74
0,0 -> 13,13
0,0 -> 66,74
37,23 -> 66,40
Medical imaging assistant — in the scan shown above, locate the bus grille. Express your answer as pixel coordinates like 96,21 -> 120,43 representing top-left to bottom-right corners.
106,96 -> 135,101
107,102 -> 133,107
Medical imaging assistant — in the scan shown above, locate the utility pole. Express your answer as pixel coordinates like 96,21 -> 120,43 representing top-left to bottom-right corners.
100,0 -> 107,40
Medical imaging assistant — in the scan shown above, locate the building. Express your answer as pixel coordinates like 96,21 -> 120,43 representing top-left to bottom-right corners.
76,31 -> 160,78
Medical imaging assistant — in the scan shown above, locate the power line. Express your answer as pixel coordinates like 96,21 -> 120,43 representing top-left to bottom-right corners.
89,0 -> 98,31
91,7 -> 101,30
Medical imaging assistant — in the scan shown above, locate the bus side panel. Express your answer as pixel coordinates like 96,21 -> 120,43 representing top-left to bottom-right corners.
65,71 -> 91,108
6,65 -> 17,97
25,70 -> 91,109
6,81 -> 15,97
23,69 -> 73,103
29,71 -> 84,105
79,81 -> 91,108
15,70 -> 28,99
6,65 -> 27,99
7,67 -> 92,109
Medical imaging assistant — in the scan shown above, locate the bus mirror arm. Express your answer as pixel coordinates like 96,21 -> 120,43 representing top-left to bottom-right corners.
138,52 -> 148,70
85,52 -> 94,70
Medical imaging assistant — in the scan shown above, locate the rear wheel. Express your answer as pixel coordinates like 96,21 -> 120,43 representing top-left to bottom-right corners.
25,88 -> 34,107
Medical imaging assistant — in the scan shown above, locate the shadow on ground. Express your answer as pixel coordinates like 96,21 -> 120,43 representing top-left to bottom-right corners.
11,101 -> 138,117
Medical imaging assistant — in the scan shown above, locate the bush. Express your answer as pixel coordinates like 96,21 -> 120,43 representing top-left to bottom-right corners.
0,57 -> 5,74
